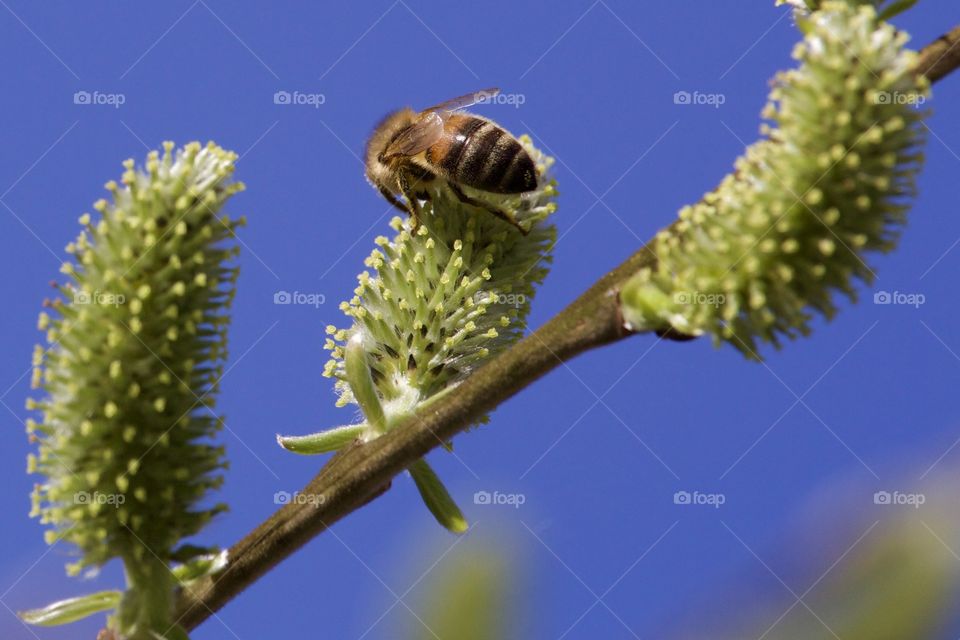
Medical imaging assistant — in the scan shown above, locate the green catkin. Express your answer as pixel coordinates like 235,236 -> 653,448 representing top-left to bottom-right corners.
281,136 -> 557,531
325,136 -> 557,419
620,1 -> 927,357
26,142 -> 243,639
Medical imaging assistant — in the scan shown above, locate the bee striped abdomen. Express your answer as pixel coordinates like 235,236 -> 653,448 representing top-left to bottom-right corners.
433,117 -> 484,174
436,117 -> 537,195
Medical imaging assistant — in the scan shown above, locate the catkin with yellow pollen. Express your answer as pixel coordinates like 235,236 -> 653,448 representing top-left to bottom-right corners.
621,1 -> 928,357
279,137 -> 558,532
25,142 -> 243,639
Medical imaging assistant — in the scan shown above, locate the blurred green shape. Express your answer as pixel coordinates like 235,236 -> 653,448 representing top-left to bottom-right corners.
765,519 -> 954,640
410,547 -> 513,640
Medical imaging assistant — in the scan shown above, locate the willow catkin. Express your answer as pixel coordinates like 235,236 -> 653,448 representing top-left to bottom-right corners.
27,141 -> 242,638
621,1 -> 927,357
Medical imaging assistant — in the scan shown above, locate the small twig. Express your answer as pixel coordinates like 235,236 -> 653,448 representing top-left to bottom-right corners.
176,25 -> 960,631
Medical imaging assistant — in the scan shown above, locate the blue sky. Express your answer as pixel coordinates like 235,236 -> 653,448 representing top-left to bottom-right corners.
1,1 -> 959,638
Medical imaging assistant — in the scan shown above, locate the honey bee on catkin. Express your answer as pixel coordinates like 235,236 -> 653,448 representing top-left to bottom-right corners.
365,88 -> 538,234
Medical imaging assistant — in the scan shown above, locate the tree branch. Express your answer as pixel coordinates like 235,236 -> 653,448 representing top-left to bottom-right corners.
175,25 -> 960,631
916,23 -> 960,83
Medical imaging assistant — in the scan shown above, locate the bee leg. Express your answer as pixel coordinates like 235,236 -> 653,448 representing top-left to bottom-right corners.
396,173 -> 422,232
378,187 -> 409,215
448,184 -> 528,236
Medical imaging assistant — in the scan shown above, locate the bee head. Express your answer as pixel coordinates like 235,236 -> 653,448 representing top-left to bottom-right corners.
365,108 -> 416,194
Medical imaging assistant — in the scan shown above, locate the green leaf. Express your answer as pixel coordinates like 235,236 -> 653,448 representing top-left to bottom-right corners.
169,544 -> 218,564
19,590 -> 121,626
277,424 -> 366,454
171,550 -> 228,586
150,624 -> 191,640
408,459 -> 468,534
344,334 -> 387,433
879,0 -> 919,20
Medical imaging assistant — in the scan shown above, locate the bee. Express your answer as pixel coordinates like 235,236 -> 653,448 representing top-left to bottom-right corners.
365,88 -> 538,234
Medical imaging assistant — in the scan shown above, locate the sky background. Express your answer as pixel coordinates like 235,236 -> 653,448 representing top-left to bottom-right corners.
1,1 -> 960,638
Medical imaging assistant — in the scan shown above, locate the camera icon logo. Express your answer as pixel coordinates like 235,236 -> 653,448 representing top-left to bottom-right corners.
674,292 -> 691,305
673,491 -> 692,505
274,90 -> 292,105
274,290 -> 292,304
73,91 -> 91,105
873,290 -> 891,304
274,491 -> 291,505
74,290 -> 92,304
876,92 -> 892,104
74,491 -> 90,504
473,490 -> 492,505
873,491 -> 892,505
673,91 -> 691,105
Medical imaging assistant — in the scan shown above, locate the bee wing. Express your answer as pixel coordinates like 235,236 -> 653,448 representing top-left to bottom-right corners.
382,88 -> 500,158
383,111 -> 445,158
424,87 -> 500,114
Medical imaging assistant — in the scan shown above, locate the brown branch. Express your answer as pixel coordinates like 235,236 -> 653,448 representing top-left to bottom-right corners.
916,24 -> 960,83
175,25 -> 960,631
